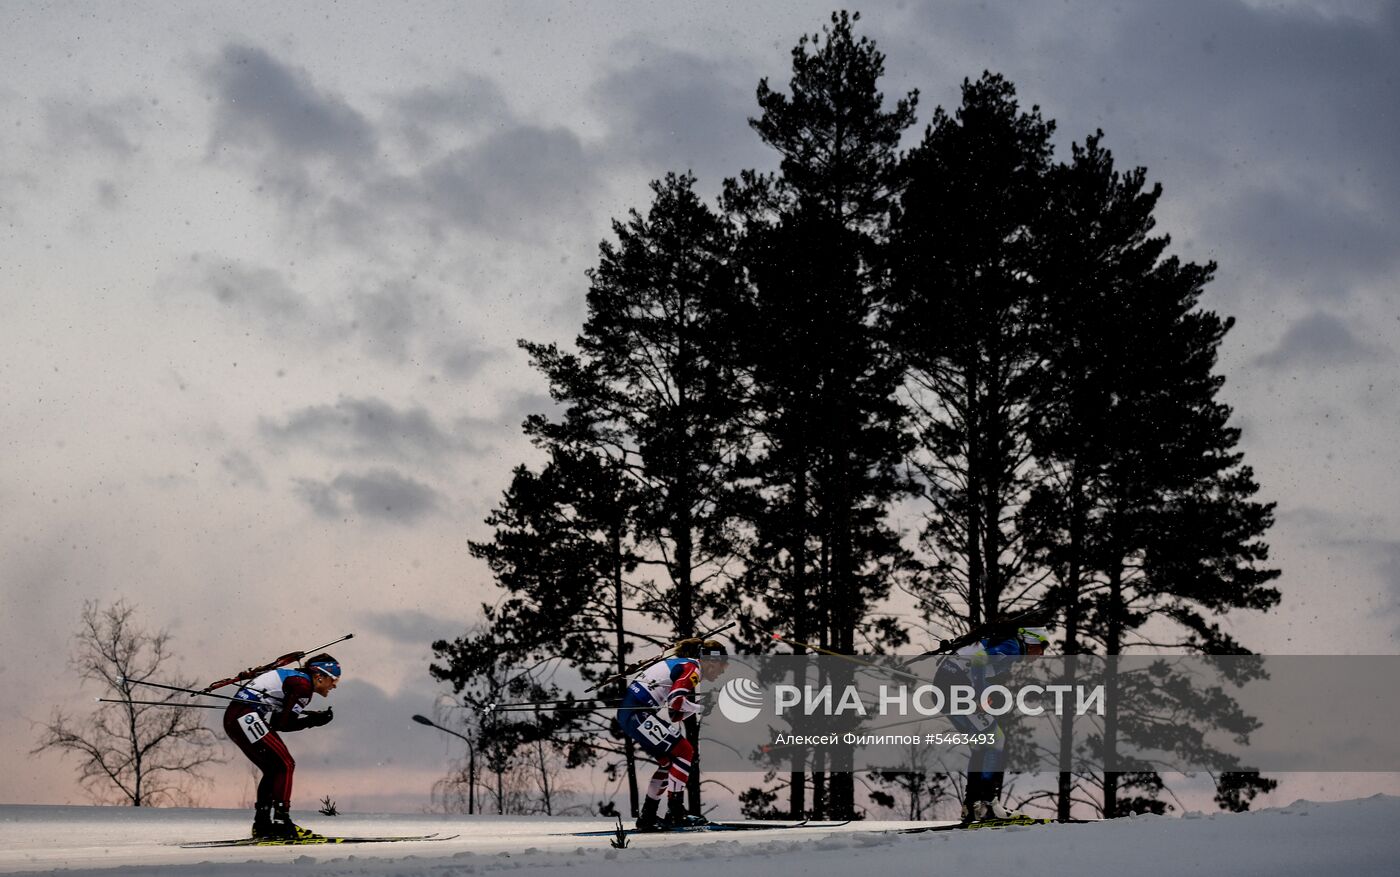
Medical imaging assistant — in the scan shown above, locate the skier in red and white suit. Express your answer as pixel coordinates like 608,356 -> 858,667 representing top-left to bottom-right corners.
618,639 -> 728,831
223,653 -> 340,839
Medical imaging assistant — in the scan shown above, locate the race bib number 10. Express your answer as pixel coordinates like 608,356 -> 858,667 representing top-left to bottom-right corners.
239,712 -> 271,745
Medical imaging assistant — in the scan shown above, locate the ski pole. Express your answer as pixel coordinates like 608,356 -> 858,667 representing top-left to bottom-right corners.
200,633 -> 354,692
484,701 -> 612,713
487,702 -> 705,713
484,693 -> 712,711
485,697 -> 617,710
587,620 -> 736,692
97,697 -> 227,710
120,676 -> 269,704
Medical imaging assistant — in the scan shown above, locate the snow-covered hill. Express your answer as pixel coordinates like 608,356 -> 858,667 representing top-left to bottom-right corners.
3,796 -> 1397,876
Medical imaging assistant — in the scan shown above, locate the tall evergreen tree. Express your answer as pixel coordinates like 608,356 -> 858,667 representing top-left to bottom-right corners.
1023,131 -> 1168,818
1028,133 -> 1282,817
523,172 -> 747,813
445,442 -> 647,811
891,79 -> 1280,819
1088,253 -> 1280,815
886,72 -> 1056,630
725,11 -> 917,819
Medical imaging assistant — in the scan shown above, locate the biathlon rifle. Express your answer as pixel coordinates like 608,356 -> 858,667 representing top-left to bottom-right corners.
200,633 -> 354,693
905,605 -> 1057,664
769,631 -> 927,684
586,620 -> 736,693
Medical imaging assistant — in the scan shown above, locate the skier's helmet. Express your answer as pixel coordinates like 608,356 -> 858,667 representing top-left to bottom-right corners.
697,639 -> 728,680
304,653 -> 342,679
1018,628 -> 1049,651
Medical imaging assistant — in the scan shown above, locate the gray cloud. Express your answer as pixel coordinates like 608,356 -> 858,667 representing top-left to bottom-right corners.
199,41 -> 608,248
593,42 -> 775,187
388,73 -> 512,155
1253,311 -> 1383,369
295,468 -> 443,524
294,478 -> 343,519
204,43 -> 375,168
1222,184 -> 1398,298
348,280 -> 425,362
196,257 -> 311,328
43,96 -> 148,158
412,123 -> 597,237
434,341 -> 502,380
455,390 -> 561,439
884,1 -> 1400,307
220,451 -> 266,489
300,676 -> 453,774
181,256 -> 462,366
264,397 -> 459,462
1317,534 -> 1400,634
358,609 -> 465,648
199,43 -> 378,217
95,179 -> 121,210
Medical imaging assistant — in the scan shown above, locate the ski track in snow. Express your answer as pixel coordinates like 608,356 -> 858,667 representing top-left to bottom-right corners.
2,796 -> 1397,876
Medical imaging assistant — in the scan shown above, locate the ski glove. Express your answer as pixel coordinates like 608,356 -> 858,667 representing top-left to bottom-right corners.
300,708 -> 334,728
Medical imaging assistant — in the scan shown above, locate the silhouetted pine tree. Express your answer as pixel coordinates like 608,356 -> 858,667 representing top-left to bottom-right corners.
1023,131 -> 1169,818
455,444 -> 647,811
1028,133 -> 1281,817
724,11 -> 917,819
523,172 -> 748,814
1090,250 -> 1280,815
886,72 -> 1056,630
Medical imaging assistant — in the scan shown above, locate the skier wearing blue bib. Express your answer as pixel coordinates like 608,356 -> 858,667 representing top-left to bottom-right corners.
617,639 -> 728,831
933,627 -> 1049,822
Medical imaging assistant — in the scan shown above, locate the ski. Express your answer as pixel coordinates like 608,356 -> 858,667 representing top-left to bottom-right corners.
708,820 -> 851,832
177,832 -> 457,848
566,820 -> 850,837
899,816 -> 1094,833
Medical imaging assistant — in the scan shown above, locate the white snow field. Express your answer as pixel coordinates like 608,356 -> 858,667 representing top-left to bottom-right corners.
2,796 -> 1397,877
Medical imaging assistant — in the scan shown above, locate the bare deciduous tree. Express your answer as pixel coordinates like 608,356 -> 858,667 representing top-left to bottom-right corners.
32,600 -> 223,806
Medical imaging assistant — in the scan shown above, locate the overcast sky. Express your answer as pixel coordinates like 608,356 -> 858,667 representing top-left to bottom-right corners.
3,1 -> 1398,811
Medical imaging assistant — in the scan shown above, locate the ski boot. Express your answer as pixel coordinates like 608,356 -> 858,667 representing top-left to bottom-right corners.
635,796 -> 665,833
661,792 -> 709,829
963,799 -> 1039,828
962,800 -> 1014,822
268,801 -> 322,840
983,800 -> 1031,821
251,802 -> 276,839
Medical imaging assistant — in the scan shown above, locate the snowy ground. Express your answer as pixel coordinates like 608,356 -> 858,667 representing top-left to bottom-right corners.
2,796 -> 1397,876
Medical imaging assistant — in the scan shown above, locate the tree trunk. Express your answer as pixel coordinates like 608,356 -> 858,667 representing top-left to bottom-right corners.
1056,464 -> 1085,821
789,462 -> 809,819
966,357 -> 984,628
612,516 -> 639,817
1102,556 -> 1124,817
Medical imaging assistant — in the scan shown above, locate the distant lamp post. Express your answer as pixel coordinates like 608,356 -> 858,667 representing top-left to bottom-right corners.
412,714 -> 476,815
